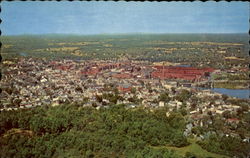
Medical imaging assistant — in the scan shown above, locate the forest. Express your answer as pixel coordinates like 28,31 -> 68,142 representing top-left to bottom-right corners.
1,103 -> 249,158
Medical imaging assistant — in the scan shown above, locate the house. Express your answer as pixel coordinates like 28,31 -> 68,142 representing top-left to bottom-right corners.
159,101 -> 165,107
118,83 -> 132,93
51,97 -> 60,107
215,109 -> 224,115
113,73 -> 132,79
226,118 -> 240,124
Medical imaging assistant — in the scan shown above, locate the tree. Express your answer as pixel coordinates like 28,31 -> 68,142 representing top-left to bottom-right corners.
222,110 -> 231,119
75,86 -> 83,93
171,87 -> 176,94
243,112 -> 250,124
207,111 -> 213,116
190,96 -> 199,105
158,92 -> 170,102
95,95 -> 103,103
113,88 -> 119,95
85,150 -> 94,158
236,108 -> 244,115
222,94 -> 228,101
131,87 -> 137,94
190,103 -> 197,110
167,112 -> 186,130
175,90 -> 191,102
92,102 -> 98,108
241,104 -> 249,112
191,127 -> 202,136
13,98 -> 22,107
110,95 -> 118,104
213,118 -> 224,131
171,131 -> 189,147
237,127 -> 247,139
5,88 -> 13,95
179,108 -> 187,116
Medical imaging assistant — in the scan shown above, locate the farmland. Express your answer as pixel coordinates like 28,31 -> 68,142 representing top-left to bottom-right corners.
1,33 -> 249,69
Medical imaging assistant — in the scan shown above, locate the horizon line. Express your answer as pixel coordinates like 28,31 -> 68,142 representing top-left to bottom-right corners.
1,32 -> 248,36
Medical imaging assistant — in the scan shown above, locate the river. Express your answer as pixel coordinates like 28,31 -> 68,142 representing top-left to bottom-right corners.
210,88 -> 249,99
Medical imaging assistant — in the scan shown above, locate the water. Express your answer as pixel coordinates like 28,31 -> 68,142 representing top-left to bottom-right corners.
178,64 -> 191,67
210,88 -> 249,99
20,52 -> 27,57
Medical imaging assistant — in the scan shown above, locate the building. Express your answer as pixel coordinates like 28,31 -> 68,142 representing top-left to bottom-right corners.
151,66 -> 214,81
118,83 -> 132,93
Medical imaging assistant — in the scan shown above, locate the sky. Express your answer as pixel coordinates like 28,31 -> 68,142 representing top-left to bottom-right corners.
1,1 -> 249,35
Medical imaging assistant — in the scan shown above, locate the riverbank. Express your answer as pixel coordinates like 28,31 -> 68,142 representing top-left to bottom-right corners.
197,87 -> 249,99
213,81 -> 249,89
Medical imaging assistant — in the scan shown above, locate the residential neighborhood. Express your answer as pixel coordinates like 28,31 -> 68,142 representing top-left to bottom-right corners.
1,58 -> 249,141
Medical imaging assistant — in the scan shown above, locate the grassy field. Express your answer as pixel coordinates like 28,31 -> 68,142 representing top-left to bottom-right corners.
214,82 -> 248,89
154,139 -> 229,158
1,34 -> 249,69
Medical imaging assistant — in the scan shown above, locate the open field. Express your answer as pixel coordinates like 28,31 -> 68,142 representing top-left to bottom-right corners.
1,34 -> 249,69
154,139 -> 229,158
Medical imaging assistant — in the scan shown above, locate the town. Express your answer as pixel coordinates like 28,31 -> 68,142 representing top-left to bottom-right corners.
0,58 -> 224,110
1,57 -> 249,142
